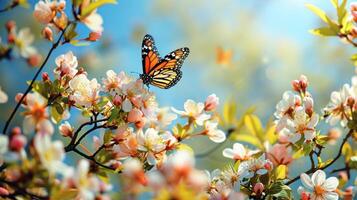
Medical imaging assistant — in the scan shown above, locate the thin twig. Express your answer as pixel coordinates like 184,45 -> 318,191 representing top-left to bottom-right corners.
72,148 -> 116,172
0,1 -> 18,13
286,129 -> 353,185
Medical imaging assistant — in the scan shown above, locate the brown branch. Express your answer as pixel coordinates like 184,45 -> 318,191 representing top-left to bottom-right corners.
339,33 -> 357,48
286,129 -> 353,185
0,1 -> 19,13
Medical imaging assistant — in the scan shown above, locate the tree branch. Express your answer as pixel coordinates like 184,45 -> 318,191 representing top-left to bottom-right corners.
286,129 -> 353,185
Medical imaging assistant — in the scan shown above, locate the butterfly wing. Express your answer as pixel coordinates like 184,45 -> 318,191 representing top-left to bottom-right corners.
142,34 -> 161,74
149,47 -> 189,88
150,68 -> 182,89
148,47 -> 189,75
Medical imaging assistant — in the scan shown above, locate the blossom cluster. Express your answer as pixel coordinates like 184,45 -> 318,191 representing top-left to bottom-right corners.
0,21 -> 41,66
274,75 -> 319,143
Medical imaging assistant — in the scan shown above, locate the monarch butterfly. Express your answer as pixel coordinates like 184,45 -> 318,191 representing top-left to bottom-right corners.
140,34 -> 190,89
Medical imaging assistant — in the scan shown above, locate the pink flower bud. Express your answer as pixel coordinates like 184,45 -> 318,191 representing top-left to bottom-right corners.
113,95 -> 122,106
291,80 -> 300,92
350,27 -> 357,38
7,33 -> 15,44
127,108 -> 143,123
11,127 -> 22,136
10,134 -> 27,152
351,3 -> 357,22
42,72 -> 50,82
27,54 -> 42,67
253,183 -> 264,195
264,162 -> 273,171
204,94 -> 219,111
59,122 -> 73,137
0,187 -> 9,196
292,75 -> 308,93
5,20 -> 16,33
42,27 -> 53,42
86,32 -> 102,42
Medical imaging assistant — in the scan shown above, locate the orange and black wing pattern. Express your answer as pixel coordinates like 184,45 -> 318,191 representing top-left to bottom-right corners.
142,34 -> 161,74
141,34 -> 189,89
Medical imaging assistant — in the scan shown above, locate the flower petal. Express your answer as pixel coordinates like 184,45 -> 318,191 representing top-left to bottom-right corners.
300,173 -> 314,190
311,170 -> 326,186
322,177 -> 339,191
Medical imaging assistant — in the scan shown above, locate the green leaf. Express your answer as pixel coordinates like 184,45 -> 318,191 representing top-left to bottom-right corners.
306,4 -> 330,24
318,159 -> 333,168
342,143 -> 353,161
103,130 -> 112,144
177,143 -> 194,154
222,100 -> 237,125
50,105 -> 63,124
51,188 -> 78,200
302,143 -> 314,155
244,114 -> 264,140
267,181 -> 284,194
338,0 -> 348,24
275,165 -> 287,180
309,27 -> 338,36
293,148 -> 305,159
80,0 -> 117,18
64,23 -> 78,42
70,40 -> 90,46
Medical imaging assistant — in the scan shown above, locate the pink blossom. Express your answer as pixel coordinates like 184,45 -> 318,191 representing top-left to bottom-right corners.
204,93 -> 219,111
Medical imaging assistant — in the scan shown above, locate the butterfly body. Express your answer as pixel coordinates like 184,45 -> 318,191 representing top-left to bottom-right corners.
140,34 -> 189,89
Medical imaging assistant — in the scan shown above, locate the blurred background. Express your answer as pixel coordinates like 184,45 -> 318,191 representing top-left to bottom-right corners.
0,0 -> 356,197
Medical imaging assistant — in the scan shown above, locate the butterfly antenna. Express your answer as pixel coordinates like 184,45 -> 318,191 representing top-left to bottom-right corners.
130,71 -> 140,75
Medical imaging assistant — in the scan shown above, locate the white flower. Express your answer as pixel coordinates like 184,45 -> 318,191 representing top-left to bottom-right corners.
274,91 -> 301,132
14,28 -> 37,58
34,133 -> 68,175
64,159 -> 107,200
69,74 -> 101,108
324,84 -> 353,127
137,128 -> 166,165
102,70 -> 120,94
223,143 -> 259,161
279,106 -> 319,143
33,0 -> 56,24
299,170 -> 339,200
23,93 -> 54,134
148,107 -> 177,129
54,51 -> 78,78
122,158 -> 147,185
238,155 -> 272,179
203,121 -> 226,143
0,87 -> 8,103
172,99 -> 211,126
163,150 -> 195,176
81,10 -> 103,32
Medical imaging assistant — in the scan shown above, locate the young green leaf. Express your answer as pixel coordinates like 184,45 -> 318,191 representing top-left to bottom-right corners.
80,0 -> 117,18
